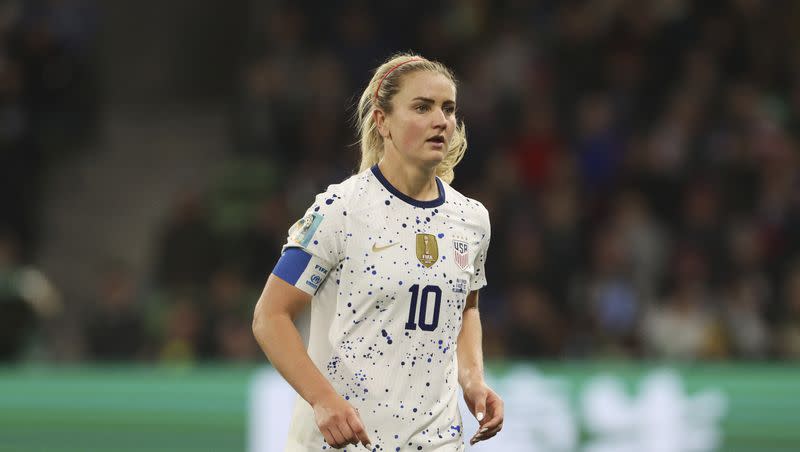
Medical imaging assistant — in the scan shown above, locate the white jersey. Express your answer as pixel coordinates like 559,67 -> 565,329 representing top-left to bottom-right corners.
275,165 -> 490,452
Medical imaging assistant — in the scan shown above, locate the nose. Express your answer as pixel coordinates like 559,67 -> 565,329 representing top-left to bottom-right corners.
432,107 -> 447,130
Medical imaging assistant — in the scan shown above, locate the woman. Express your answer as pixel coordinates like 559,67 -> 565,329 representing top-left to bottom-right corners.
253,53 -> 503,451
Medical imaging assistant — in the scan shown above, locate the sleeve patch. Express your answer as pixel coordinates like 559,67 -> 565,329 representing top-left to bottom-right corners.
290,212 -> 324,248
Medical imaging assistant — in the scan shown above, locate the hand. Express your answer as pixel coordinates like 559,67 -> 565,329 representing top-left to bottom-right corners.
312,392 -> 373,450
462,381 -> 504,446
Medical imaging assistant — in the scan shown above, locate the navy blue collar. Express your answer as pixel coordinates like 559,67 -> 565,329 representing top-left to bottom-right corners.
370,164 -> 446,208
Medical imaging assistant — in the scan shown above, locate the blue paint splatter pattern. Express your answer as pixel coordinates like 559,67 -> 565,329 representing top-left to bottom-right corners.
278,166 -> 490,451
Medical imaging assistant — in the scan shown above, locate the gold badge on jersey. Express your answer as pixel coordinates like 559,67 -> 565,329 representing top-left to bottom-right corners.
416,233 -> 438,268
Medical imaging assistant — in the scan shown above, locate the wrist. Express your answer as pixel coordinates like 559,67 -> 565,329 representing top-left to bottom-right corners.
459,369 -> 485,390
307,386 -> 339,407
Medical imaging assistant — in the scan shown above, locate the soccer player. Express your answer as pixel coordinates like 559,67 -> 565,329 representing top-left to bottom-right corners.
252,53 -> 503,451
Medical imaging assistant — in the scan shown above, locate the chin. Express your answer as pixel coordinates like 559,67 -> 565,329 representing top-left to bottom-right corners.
421,153 -> 445,169
406,146 -> 446,169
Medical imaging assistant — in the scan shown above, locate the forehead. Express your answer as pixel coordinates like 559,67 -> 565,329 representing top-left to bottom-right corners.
396,70 -> 456,101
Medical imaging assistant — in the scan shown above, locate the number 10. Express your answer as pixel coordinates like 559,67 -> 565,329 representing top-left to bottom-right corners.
405,284 -> 441,331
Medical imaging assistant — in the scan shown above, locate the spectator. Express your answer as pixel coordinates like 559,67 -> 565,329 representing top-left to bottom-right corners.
0,232 -> 60,361
777,261 -> 800,359
14,0 -> 800,363
642,247 -> 726,360
83,262 -> 145,360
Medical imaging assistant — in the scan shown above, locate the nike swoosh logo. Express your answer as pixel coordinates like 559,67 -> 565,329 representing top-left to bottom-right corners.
372,242 -> 400,252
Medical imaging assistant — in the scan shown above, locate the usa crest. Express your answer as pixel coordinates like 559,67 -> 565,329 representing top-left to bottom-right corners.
416,233 -> 438,268
453,239 -> 469,270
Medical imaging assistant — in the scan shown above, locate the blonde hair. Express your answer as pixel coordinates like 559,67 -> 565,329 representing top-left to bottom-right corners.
355,52 -> 467,184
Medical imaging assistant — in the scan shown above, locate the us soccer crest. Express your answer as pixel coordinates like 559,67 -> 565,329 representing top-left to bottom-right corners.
453,239 -> 469,270
416,233 -> 438,268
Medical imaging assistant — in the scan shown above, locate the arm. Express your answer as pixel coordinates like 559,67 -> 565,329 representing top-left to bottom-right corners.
252,274 -> 334,406
252,274 -> 371,450
457,290 -> 504,445
457,290 -> 485,390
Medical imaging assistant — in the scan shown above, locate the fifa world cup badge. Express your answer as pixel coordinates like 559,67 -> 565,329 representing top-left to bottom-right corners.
290,212 -> 323,247
416,233 -> 438,268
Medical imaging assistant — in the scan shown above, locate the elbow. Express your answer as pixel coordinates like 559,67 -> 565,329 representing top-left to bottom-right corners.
252,301 -> 268,341
251,312 -> 260,339
252,301 -> 285,344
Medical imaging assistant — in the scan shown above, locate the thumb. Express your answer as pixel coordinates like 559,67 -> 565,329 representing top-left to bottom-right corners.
474,395 -> 487,424
349,411 -> 372,450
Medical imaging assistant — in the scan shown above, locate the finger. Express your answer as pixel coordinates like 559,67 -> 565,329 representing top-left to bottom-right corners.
470,434 -> 481,446
471,422 -> 503,445
474,396 -> 487,424
484,422 -> 503,436
470,432 -> 489,445
470,430 -> 487,445
323,428 -> 343,449
481,421 -> 503,437
482,394 -> 504,428
474,415 -> 503,443
347,415 -> 373,450
479,409 -> 503,431
472,410 -> 490,442
473,431 -> 498,444
321,428 -> 336,449
330,425 -> 347,449
337,418 -> 358,446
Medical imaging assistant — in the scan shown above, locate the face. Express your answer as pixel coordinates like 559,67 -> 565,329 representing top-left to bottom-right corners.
376,70 -> 457,169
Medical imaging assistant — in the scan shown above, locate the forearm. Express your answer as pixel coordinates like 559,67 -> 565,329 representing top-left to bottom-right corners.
253,309 -> 336,406
457,294 -> 485,389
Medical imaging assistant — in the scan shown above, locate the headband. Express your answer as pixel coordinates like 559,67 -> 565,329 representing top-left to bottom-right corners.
374,58 -> 421,99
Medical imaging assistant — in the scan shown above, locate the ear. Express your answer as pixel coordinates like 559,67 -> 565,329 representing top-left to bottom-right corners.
374,109 -> 390,139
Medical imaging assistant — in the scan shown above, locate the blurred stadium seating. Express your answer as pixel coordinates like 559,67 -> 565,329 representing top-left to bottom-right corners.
1,1 -> 800,450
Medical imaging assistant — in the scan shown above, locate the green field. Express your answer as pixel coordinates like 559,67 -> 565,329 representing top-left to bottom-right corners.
0,363 -> 798,451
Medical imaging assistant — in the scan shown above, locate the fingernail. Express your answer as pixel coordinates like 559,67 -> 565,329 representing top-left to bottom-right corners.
365,444 -> 373,450
476,412 -> 484,421
480,427 -> 488,433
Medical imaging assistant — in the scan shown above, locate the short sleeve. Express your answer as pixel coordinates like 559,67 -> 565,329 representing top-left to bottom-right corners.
273,187 -> 348,295
469,206 -> 491,292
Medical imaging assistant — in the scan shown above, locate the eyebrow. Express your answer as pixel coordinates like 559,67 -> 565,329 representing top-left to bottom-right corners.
412,97 -> 456,105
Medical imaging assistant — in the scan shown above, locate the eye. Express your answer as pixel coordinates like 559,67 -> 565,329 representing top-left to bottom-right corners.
444,105 -> 456,115
415,104 -> 430,113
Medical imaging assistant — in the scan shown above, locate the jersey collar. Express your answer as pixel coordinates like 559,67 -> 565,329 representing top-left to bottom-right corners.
370,164 -> 446,208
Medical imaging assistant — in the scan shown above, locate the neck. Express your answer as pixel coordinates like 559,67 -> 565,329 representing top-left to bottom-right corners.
378,150 -> 439,201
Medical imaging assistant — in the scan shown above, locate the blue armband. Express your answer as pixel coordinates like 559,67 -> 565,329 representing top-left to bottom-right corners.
272,248 -> 331,295
273,248 -> 313,285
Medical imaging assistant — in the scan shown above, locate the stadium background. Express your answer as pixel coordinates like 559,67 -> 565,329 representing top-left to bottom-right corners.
1,0 -> 799,451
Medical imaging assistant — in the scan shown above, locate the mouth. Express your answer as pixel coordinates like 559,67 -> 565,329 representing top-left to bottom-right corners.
426,135 -> 446,144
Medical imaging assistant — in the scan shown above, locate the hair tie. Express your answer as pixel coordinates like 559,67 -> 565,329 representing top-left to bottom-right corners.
374,58 -> 421,100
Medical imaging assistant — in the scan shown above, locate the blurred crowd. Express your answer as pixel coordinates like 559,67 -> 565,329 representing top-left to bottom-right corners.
0,0 -> 97,257
5,0 -> 800,363
0,0 -> 97,360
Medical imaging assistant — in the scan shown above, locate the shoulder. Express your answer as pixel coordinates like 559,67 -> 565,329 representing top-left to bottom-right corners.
287,172 -> 370,251
440,180 -> 490,230
308,170 -> 373,212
